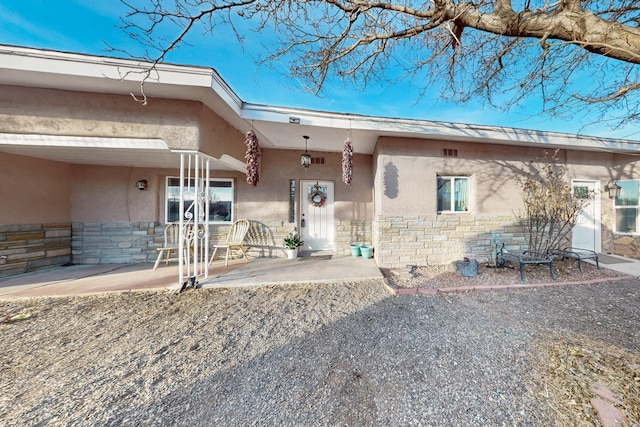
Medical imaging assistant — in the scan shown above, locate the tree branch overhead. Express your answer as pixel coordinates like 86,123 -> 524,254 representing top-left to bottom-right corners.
119,0 -> 640,128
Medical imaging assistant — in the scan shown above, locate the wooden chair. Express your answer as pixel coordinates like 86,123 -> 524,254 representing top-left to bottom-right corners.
209,219 -> 250,266
153,222 -> 190,270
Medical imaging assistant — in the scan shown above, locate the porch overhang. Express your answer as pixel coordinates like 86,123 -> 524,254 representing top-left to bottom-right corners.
0,133 -> 244,170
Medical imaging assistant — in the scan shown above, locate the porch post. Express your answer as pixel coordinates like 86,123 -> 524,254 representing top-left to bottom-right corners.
176,151 -> 212,287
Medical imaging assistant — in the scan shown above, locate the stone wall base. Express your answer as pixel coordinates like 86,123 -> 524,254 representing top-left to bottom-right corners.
373,214 -> 527,268
0,223 -> 71,278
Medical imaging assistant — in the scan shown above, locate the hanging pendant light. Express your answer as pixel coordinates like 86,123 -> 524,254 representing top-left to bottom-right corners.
301,135 -> 311,170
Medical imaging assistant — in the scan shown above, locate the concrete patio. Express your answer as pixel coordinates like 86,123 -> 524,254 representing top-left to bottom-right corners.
1,252 -> 639,300
0,253 -> 383,299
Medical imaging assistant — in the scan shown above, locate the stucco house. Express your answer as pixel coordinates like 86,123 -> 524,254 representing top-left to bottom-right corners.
1,44 -> 639,281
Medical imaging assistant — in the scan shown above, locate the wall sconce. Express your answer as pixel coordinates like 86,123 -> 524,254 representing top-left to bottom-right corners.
301,135 -> 311,170
136,179 -> 148,191
604,180 -> 621,199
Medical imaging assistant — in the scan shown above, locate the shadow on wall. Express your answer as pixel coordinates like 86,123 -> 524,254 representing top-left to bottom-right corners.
384,162 -> 398,199
244,220 -> 278,258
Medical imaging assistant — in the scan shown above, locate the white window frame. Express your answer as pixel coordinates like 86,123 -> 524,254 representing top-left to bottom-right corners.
165,177 -> 234,224
614,179 -> 639,234
437,176 -> 470,213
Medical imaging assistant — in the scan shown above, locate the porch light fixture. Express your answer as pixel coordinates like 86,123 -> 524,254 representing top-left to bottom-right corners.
136,179 -> 148,191
604,180 -> 621,199
301,135 -> 311,170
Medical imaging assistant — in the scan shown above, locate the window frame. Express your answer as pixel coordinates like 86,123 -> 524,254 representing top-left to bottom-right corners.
165,177 -> 234,224
437,176 -> 470,214
613,179 -> 639,234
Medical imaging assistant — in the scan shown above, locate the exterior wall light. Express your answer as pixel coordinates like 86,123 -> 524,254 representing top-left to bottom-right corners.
301,135 -> 311,170
604,180 -> 621,199
136,179 -> 148,191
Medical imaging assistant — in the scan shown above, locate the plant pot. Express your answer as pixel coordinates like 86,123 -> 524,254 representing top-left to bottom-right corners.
350,244 -> 361,257
360,245 -> 373,259
285,248 -> 298,259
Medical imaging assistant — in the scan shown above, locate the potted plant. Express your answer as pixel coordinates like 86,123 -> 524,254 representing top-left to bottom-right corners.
283,232 -> 304,259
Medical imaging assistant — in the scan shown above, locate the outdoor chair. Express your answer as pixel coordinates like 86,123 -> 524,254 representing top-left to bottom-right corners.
153,222 -> 193,270
209,219 -> 250,266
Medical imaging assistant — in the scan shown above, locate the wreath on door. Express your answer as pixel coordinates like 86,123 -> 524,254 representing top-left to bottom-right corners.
308,184 -> 326,208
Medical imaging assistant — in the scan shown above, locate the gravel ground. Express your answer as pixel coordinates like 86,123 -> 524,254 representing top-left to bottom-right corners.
1,276 -> 639,426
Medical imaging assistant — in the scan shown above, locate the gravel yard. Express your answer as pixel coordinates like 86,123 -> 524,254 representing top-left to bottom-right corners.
1,274 -> 639,426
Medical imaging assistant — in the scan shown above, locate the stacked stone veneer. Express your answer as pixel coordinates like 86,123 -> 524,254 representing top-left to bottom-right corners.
71,220 -> 314,265
335,220 -> 373,255
0,223 -> 71,278
373,214 -> 527,268
72,222 -> 160,264
613,235 -> 640,259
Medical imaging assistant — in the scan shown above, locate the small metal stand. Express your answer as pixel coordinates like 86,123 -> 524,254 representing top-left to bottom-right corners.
179,276 -> 198,293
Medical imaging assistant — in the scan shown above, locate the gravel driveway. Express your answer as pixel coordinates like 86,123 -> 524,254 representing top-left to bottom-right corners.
1,279 -> 639,426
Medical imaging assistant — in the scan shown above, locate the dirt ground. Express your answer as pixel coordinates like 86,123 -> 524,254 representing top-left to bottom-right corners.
1,265 -> 638,426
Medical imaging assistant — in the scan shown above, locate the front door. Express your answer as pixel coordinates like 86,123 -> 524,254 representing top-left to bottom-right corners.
572,180 -> 601,252
300,180 -> 335,251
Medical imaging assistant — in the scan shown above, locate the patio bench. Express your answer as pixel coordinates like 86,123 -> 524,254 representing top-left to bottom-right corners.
547,247 -> 599,273
496,243 -> 556,282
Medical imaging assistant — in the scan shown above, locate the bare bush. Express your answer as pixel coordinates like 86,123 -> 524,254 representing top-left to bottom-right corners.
515,149 -> 592,254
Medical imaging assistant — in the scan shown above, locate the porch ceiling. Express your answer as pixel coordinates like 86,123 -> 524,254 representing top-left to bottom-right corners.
0,133 -> 239,170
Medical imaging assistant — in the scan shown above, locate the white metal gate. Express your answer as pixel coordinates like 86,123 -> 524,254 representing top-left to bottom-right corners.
176,152 -> 211,288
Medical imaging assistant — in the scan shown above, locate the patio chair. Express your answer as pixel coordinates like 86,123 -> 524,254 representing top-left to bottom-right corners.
153,222 -> 192,270
209,219 -> 250,266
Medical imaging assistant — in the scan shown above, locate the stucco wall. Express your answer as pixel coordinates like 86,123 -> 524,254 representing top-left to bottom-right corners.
68,147 -> 374,263
0,152 -> 72,277
0,85 -> 245,159
0,151 -> 71,224
373,137 -> 561,217
372,137 -> 637,267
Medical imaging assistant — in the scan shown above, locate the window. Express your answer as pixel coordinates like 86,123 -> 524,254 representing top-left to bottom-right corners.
166,177 -> 234,223
437,176 -> 469,212
614,180 -> 639,233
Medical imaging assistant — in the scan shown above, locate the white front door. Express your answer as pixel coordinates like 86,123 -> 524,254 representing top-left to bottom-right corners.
572,180 -> 601,252
300,180 -> 335,251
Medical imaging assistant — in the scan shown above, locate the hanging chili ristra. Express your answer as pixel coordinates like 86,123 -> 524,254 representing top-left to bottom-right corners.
244,130 -> 260,187
342,137 -> 353,185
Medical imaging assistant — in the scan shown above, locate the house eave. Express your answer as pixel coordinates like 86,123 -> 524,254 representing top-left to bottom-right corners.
1,44 -> 639,157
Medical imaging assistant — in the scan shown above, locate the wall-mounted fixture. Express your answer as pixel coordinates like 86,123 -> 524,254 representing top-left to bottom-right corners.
136,179 -> 148,191
604,180 -> 621,199
301,135 -> 311,170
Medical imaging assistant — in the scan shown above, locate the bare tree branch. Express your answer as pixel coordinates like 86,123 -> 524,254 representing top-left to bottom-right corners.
117,0 -> 640,129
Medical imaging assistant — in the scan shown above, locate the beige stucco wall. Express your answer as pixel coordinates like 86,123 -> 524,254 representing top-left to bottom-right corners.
66,147 -> 374,263
373,137 -> 574,217
0,85 -> 245,160
242,148 -> 373,223
372,137 -> 640,267
0,152 -> 72,276
0,151 -> 71,224
71,165 -> 165,223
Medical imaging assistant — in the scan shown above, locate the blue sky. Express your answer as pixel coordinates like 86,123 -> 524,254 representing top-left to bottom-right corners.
0,0 -> 636,139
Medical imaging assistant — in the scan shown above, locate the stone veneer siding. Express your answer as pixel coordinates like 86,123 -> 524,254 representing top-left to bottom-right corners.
373,214 -> 527,268
72,222 -> 159,265
335,220 -> 373,255
613,234 -> 640,259
71,220 -> 326,265
68,219 -> 375,267
0,223 -> 71,278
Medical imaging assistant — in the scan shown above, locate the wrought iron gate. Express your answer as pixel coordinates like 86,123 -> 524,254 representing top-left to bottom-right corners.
176,151 -> 211,288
